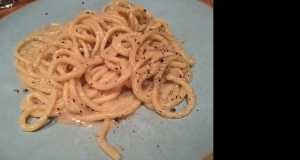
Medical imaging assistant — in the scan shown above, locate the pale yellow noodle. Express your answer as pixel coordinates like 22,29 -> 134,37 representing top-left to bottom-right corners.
97,119 -> 121,160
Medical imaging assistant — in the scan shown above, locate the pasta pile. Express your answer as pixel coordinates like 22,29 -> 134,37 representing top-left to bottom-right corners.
14,0 -> 195,159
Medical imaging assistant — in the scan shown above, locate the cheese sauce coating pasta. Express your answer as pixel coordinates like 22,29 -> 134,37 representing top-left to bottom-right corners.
14,0 -> 196,159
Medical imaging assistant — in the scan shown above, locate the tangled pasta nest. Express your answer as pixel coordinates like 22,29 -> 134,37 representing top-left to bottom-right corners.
14,0 -> 195,159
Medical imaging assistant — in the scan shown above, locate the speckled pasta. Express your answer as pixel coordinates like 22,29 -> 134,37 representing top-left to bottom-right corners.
14,0 -> 195,159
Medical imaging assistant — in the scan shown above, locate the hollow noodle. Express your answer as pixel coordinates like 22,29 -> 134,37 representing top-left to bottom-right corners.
13,0 -> 196,159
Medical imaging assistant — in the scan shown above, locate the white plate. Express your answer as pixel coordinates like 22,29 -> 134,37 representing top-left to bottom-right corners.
0,0 -> 213,159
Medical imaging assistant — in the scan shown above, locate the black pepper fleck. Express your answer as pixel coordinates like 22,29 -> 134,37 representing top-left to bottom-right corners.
114,117 -> 121,122
170,108 -> 176,112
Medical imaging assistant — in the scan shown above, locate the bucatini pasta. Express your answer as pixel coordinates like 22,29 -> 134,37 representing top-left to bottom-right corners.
14,0 -> 196,159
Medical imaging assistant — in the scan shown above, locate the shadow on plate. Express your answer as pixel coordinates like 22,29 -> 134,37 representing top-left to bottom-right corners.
26,116 -> 57,132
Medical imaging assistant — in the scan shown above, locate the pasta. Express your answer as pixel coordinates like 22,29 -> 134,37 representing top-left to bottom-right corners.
13,0 -> 196,159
